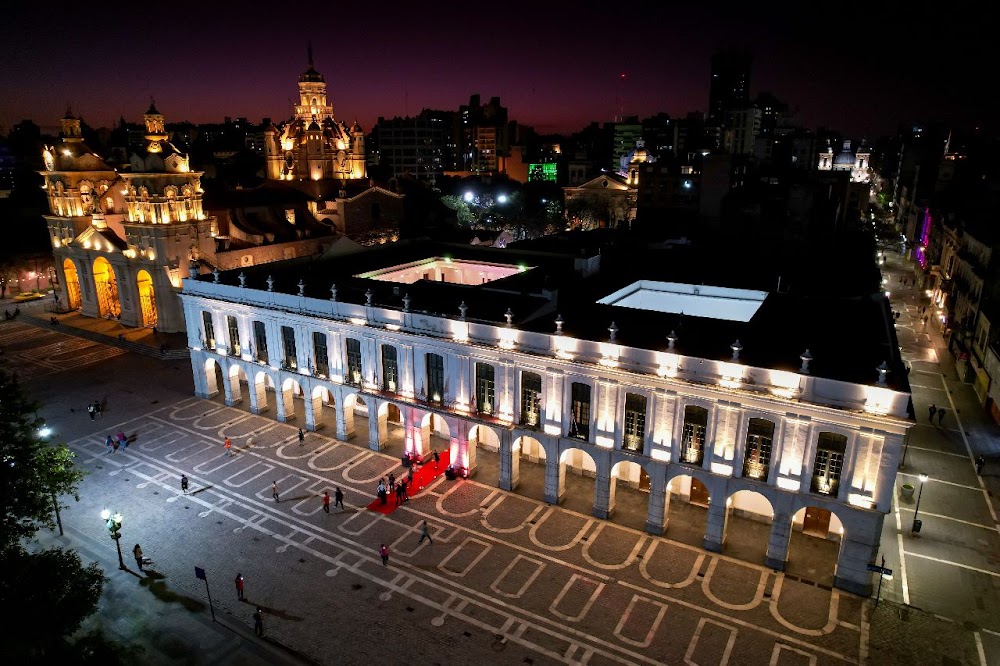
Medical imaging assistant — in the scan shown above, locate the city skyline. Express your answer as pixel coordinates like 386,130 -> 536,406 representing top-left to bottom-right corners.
1,1 -> 991,139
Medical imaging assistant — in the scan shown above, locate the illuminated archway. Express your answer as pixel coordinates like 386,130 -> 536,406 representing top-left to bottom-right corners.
92,256 -> 120,318
558,447 -> 597,515
136,269 -> 157,327
62,258 -> 81,309
724,489 -> 775,564
787,505 -> 845,586
609,459 -> 650,530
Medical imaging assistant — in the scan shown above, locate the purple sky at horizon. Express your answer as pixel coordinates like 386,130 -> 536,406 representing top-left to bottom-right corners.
1,1 -> 993,140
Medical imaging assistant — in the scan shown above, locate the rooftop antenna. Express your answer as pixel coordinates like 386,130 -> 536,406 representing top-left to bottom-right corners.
615,72 -> 626,122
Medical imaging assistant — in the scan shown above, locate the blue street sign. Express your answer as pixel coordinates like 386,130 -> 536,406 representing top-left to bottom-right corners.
195,566 -> 206,580
866,563 -> 892,575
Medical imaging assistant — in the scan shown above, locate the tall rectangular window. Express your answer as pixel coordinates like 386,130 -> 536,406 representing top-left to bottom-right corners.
475,362 -> 495,415
681,405 -> 708,465
426,353 -> 444,403
811,433 -> 847,495
743,418 -> 775,480
623,392 -> 647,452
226,315 -> 240,356
252,320 -> 268,364
313,332 -> 329,377
202,312 -> 215,350
381,344 -> 398,393
520,372 -> 542,427
569,382 -> 591,440
345,338 -> 362,386
281,326 -> 297,369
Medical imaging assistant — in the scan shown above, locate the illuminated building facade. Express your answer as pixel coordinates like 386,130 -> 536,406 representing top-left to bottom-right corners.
818,139 -> 872,183
264,49 -> 366,183
181,238 -> 911,596
43,106 -> 217,333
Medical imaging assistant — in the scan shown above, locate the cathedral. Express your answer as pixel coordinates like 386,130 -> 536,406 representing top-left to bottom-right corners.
264,48 -> 367,184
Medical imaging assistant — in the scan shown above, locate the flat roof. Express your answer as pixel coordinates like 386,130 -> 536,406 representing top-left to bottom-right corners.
598,281 -> 768,322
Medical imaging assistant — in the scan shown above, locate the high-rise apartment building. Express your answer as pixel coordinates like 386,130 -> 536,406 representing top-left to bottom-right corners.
708,48 -> 753,126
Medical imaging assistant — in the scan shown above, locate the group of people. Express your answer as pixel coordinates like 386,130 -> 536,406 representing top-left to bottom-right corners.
322,487 -> 345,512
3,306 -> 20,320
104,431 -> 129,452
377,471 -> 411,506
87,400 -> 103,420
927,403 -> 948,425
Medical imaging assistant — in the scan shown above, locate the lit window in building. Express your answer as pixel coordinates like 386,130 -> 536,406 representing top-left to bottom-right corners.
743,418 -> 775,480
252,320 -> 268,364
811,433 -> 847,496
623,393 -> 647,452
313,332 -> 329,377
381,344 -> 398,393
202,312 -> 215,350
520,372 -> 542,427
475,362 -> 495,415
227,316 -> 241,356
681,406 -> 709,465
345,338 -> 363,386
569,382 -> 591,441
426,353 -> 444,403
281,326 -> 297,369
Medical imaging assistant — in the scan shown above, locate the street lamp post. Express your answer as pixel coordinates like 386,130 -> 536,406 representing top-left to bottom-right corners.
911,474 -> 928,534
101,509 -> 126,569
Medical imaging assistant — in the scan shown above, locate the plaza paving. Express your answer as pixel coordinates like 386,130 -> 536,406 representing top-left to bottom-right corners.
4,253 -> 999,665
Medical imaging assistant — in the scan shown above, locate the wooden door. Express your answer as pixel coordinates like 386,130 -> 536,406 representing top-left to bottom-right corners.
802,507 -> 831,537
690,478 -> 710,506
639,468 -> 650,491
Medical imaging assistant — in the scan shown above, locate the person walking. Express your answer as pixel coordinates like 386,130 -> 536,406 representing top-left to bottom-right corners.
400,479 -> 409,503
433,449 -> 440,470
253,608 -> 264,637
234,573 -> 245,600
272,480 -> 280,502
379,543 -> 389,566
937,407 -> 947,425
118,431 -> 128,450
323,491 -> 331,513
377,479 -> 387,505
225,438 -> 233,457
418,520 -> 433,545
298,428 -> 305,445
395,482 -> 404,506
105,435 -> 115,453
88,403 -> 96,421
334,486 -> 344,510
133,544 -> 144,571
94,401 -> 103,419
181,474 -> 189,494
976,455 -> 986,475
928,404 -> 937,422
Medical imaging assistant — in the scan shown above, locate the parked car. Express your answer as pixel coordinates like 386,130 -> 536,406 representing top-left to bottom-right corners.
13,292 -> 44,302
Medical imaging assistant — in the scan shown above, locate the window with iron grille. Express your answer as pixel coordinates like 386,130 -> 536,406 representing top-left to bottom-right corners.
569,382 -> 591,440
743,418 -> 775,480
681,405 -> 708,465
811,432 -> 847,495
623,393 -> 647,452
381,344 -> 398,393
426,353 -> 444,403
227,316 -> 241,356
252,320 -> 268,364
475,362 -> 495,415
281,326 -> 297,369
202,311 -> 215,350
345,338 -> 362,386
520,372 -> 542,427
313,332 -> 329,377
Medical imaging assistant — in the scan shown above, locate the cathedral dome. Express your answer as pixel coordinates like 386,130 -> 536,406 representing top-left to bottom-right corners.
833,140 -> 856,166
299,66 -> 324,83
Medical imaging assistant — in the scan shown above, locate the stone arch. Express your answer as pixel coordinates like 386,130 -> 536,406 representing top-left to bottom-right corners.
609,458 -> 653,529
203,357 -> 225,400
724,488 -> 776,564
467,423 -> 501,480
511,434 -> 546,501
252,370 -> 276,414
280,377 -> 303,423
375,400 -> 406,454
310,384 -> 335,430
227,363 -> 249,406
136,269 -> 157,327
663,470 -> 715,549
787,502 -> 846,585
418,411 -> 451,459
62,258 -> 81,310
92,256 -> 120,318
343,392 -> 368,445
558,445 -> 598,514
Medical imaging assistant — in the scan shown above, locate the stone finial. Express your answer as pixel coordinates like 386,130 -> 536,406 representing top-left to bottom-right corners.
402,293 -> 411,312
266,275 -> 274,292
365,289 -> 374,306
667,330 -> 678,351
238,272 -> 246,288
459,301 -> 468,320
876,360 -> 889,386
608,321 -> 618,341
799,349 -> 813,374
297,278 -> 305,296
188,261 -> 199,279
212,269 -> 220,284
555,314 -> 564,335
330,284 -> 338,301
505,308 -> 514,327
731,339 -> 743,361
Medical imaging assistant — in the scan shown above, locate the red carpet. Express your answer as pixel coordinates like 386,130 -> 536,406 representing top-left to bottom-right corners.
366,450 -> 451,515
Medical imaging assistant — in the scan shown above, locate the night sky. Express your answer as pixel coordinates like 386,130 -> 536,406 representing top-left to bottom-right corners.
1,1 -> 993,139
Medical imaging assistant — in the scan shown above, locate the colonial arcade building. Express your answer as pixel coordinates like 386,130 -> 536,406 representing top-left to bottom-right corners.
180,237 -> 912,595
